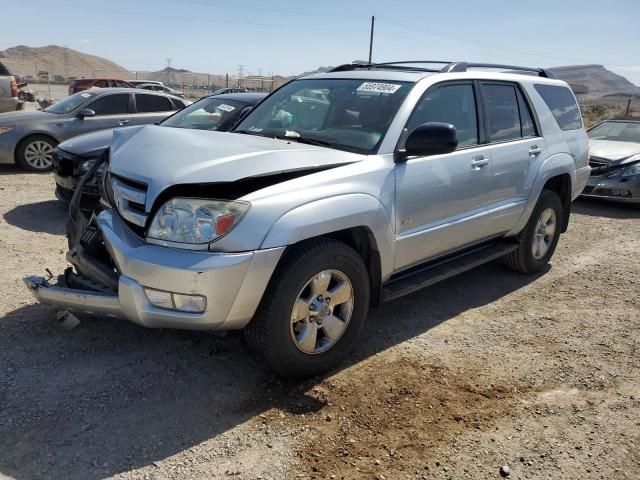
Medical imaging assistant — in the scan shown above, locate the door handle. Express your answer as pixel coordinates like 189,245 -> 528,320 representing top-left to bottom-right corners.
471,155 -> 490,168
118,119 -> 130,125
529,145 -> 542,156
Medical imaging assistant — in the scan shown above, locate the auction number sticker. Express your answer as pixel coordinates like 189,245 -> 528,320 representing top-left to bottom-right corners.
80,93 -> 92,98
217,104 -> 236,112
357,82 -> 402,94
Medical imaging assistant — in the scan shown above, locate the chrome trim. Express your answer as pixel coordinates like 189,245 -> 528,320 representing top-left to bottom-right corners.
111,176 -> 148,227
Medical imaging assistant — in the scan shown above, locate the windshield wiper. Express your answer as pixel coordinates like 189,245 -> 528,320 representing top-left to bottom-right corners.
279,136 -> 334,148
234,129 -> 271,137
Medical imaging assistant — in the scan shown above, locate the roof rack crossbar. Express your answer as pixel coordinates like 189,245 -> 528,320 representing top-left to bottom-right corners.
329,60 -> 453,73
442,62 -> 556,79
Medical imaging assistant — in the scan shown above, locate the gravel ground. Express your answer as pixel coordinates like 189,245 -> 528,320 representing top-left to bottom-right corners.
0,168 -> 638,480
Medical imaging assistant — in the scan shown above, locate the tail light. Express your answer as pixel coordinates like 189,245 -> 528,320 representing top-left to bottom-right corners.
10,79 -> 18,97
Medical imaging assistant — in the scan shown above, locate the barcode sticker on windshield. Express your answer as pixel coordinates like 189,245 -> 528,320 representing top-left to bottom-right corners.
357,82 -> 402,94
217,104 -> 235,112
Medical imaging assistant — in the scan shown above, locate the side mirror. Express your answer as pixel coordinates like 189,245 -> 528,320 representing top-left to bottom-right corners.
77,108 -> 96,119
398,122 -> 458,161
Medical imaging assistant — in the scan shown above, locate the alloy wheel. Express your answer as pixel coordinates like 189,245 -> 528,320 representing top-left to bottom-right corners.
23,140 -> 54,170
290,269 -> 354,354
531,207 -> 557,259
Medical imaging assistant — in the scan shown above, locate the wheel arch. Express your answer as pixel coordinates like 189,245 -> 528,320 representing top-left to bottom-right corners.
542,173 -> 572,232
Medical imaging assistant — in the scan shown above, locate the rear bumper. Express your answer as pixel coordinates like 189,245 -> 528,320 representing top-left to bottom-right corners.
25,209 -> 285,330
0,97 -> 21,113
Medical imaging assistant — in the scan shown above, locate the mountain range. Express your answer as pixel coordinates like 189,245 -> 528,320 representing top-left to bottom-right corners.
1,45 -> 638,99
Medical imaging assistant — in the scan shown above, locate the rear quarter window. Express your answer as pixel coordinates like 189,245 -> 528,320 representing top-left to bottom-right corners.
534,84 -> 582,131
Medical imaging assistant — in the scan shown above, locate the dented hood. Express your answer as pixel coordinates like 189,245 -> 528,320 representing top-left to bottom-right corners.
589,139 -> 640,164
109,125 -> 363,202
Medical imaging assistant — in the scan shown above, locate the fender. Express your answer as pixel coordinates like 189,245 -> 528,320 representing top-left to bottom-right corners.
508,152 -> 575,236
260,193 -> 396,281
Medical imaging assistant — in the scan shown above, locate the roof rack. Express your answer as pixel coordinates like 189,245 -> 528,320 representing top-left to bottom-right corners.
329,61 -> 556,79
441,62 -> 556,79
330,61 -> 452,73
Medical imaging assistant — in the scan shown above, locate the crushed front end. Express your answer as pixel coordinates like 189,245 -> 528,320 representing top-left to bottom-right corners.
25,156 -> 284,331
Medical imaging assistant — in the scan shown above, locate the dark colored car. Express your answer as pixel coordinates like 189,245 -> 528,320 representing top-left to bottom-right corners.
68,78 -> 135,95
582,119 -> 640,204
53,92 -> 266,211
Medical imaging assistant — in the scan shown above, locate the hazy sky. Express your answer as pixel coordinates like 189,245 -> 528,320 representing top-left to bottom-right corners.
1,0 -> 639,84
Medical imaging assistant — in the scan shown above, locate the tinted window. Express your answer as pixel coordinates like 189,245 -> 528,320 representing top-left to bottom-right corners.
113,80 -> 130,88
136,94 -> 174,113
171,98 -> 186,109
94,80 -> 109,88
408,83 -> 478,147
483,84 -> 521,142
516,88 -> 537,137
534,84 -> 582,131
86,94 -> 131,115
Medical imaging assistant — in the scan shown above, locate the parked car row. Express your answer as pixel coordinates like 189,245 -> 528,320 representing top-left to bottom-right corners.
0,88 -> 190,171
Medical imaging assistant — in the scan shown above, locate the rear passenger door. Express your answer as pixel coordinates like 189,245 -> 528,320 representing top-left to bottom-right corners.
479,82 -> 548,231
133,93 -> 177,125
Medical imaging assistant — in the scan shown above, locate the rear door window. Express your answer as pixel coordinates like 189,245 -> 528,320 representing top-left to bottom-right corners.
135,94 -> 175,112
482,83 -> 522,142
516,88 -> 537,137
534,84 -> 582,131
86,94 -> 131,115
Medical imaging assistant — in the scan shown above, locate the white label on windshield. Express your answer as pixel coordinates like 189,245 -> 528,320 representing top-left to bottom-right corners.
357,82 -> 402,94
217,104 -> 235,112
80,93 -> 92,98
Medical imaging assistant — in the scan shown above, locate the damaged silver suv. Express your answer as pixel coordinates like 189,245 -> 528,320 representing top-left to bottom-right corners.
25,61 -> 590,377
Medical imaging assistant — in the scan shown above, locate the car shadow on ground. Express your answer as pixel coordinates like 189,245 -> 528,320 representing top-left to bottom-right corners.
0,261 -> 546,480
572,197 -> 640,219
3,200 -> 67,235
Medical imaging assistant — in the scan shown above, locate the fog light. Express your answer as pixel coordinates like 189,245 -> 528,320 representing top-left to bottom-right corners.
173,293 -> 207,313
144,288 -> 206,313
145,288 -> 173,309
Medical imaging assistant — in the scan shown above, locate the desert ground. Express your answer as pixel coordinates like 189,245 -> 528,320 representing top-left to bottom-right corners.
0,168 -> 638,480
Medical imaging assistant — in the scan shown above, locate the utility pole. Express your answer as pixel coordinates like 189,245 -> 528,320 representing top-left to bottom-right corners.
237,65 -> 244,87
368,15 -> 375,64
625,97 -> 636,118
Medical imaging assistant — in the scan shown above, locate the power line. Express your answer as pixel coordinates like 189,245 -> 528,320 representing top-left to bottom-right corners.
172,0 -> 363,19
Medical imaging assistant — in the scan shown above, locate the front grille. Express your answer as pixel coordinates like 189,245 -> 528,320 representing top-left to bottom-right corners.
109,173 -> 149,234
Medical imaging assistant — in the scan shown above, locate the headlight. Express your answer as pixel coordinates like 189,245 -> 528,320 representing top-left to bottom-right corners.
147,198 -> 249,246
622,163 -> 640,178
0,126 -> 14,135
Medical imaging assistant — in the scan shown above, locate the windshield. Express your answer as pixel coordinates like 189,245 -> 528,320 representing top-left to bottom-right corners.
588,121 -> 640,143
45,91 -> 97,114
161,97 -> 246,131
234,78 -> 413,154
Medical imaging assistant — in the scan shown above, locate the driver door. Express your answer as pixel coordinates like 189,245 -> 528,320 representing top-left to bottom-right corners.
394,82 -> 495,270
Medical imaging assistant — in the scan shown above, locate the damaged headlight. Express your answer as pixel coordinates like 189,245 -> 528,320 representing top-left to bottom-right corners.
622,163 -> 640,178
147,198 -> 249,246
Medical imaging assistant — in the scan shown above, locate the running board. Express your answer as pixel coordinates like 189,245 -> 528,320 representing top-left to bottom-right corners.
381,241 -> 518,302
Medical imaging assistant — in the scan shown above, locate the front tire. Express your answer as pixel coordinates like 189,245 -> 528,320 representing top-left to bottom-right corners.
503,190 -> 564,273
16,135 -> 56,172
245,238 -> 370,378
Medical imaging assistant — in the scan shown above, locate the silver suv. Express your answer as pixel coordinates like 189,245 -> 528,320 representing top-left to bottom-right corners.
25,61 -> 591,377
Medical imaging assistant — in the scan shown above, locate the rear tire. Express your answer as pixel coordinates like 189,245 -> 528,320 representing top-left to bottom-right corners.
245,238 -> 370,378
503,190 -> 563,273
16,135 -> 56,172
